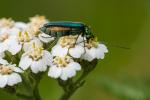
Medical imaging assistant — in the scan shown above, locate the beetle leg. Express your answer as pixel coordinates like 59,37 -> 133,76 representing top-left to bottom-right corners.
46,37 -> 58,51
40,35 -> 52,38
83,36 -> 86,54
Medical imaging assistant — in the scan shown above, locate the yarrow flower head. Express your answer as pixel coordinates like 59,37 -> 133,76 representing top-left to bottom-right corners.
19,42 -> 52,73
82,37 -> 108,61
48,55 -> 81,80
52,35 -> 84,58
0,28 -> 21,55
0,59 -> 23,88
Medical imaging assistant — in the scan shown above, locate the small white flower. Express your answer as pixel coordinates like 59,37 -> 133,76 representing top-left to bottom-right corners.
7,30 -> 43,54
23,38 -> 43,52
0,59 -> 23,88
82,38 -> 108,61
52,35 -> 84,58
0,29 -> 21,55
19,42 -> 52,73
48,56 -> 81,81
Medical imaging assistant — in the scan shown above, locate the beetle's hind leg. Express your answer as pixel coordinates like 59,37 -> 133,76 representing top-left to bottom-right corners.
46,37 -> 59,51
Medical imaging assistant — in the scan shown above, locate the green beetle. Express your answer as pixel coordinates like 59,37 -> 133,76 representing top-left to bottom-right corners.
40,21 -> 94,40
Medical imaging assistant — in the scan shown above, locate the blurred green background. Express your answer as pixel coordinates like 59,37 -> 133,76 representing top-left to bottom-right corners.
0,0 -> 150,100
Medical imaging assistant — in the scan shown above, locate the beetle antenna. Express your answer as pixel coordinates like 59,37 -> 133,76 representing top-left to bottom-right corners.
100,41 -> 131,49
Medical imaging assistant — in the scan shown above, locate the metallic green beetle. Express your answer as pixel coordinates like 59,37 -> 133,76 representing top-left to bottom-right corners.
40,21 -> 94,40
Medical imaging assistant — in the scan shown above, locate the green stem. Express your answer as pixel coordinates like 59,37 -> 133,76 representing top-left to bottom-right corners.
16,94 -> 34,100
16,87 -> 41,100
33,87 -> 42,100
15,72 -> 43,100
5,51 -> 17,64
59,74 -> 85,100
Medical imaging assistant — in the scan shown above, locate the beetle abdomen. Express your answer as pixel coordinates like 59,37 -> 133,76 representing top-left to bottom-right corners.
40,21 -> 87,37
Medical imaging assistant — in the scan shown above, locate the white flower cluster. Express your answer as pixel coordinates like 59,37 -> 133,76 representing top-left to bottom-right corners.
0,16 -> 108,88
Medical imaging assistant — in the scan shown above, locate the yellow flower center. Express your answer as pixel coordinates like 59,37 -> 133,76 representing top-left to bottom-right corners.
0,18 -> 14,28
26,26 -> 40,36
28,42 -> 44,61
0,65 -> 13,75
0,33 -> 9,42
27,15 -> 47,36
85,37 -> 99,49
53,56 -> 71,67
59,35 -> 78,48
18,31 -> 31,43
29,15 -> 47,26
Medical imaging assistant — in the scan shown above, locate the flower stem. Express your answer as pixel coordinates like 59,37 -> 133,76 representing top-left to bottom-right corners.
15,72 -> 43,100
33,87 -> 42,100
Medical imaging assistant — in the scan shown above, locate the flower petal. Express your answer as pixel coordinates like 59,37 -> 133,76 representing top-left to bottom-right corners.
23,38 -> 43,52
0,59 -> 8,65
95,48 -> 105,59
15,22 -> 27,30
39,33 -> 54,43
69,45 -> 84,58
67,62 -> 81,71
37,59 -> 47,72
43,51 -> 53,66
89,47 -> 97,59
60,66 -> 76,81
82,48 -> 94,61
48,65 -> 62,78
7,28 -> 20,36
52,45 -> 68,57
98,44 -> 108,53
31,61 -> 40,73
7,38 -> 22,55
7,73 -> 22,86
0,75 -> 8,88
19,56 -> 32,70
13,67 -> 23,73
0,43 -> 8,53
